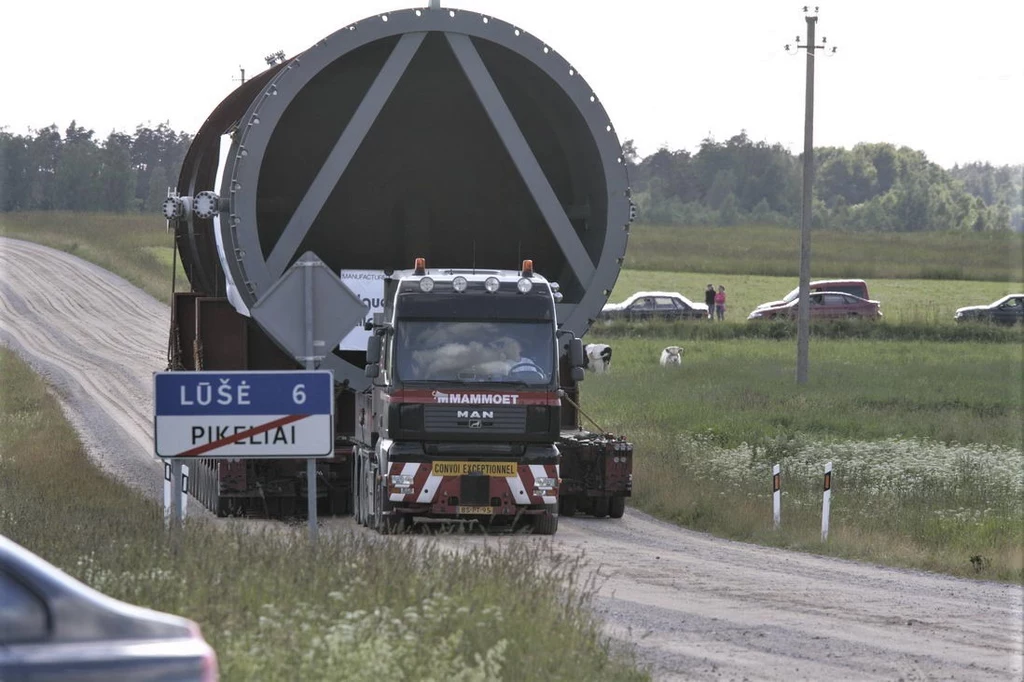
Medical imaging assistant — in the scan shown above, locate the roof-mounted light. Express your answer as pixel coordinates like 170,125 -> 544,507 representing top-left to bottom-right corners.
517,278 -> 533,293
521,259 -> 534,277
553,291 -> 563,303
413,257 -> 426,275
452,276 -> 468,292
484,277 -> 500,293
419,277 -> 434,293
550,282 -> 560,293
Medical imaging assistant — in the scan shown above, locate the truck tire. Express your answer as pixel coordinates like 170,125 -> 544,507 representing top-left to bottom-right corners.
608,496 -> 626,519
533,505 -> 559,535
591,497 -> 609,519
558,495 -> 577,517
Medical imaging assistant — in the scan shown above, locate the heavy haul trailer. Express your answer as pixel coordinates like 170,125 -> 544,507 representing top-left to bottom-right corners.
162,5 -> 635,529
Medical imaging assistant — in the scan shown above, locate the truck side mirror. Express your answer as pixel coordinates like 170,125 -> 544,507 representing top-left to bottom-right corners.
571,366 -> 585,382
569,338 -> 585,368
366,334 -> 382,364
365,363 -> 380,378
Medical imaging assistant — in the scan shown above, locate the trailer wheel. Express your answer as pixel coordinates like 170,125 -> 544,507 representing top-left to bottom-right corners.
591,497 -> 609,518
608,496 -> 626,519
533,505 -> 559,535
558,496 -> 577,517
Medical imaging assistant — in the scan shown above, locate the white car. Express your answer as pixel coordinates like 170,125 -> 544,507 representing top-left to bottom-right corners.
600,291 -> 709,322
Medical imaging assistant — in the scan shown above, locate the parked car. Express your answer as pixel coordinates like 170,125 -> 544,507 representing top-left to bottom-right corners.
954,294 -> 1024,325
753,279 -> 870,312
600,291 -> 709,322
0,534 -> 218,681
747,291 -> 882,321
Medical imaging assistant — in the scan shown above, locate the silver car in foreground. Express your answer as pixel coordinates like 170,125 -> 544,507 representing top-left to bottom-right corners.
0,534 -> 218,681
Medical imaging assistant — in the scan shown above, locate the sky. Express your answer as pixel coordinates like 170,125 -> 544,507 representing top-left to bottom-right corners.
3,0 -> 1021,168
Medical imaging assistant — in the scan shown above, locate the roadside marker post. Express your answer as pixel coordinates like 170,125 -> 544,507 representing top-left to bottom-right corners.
772,464 -> 781,529
821,461 -> 832,541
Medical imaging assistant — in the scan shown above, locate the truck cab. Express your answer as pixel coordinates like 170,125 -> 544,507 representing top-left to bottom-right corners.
353,259 -> 583,534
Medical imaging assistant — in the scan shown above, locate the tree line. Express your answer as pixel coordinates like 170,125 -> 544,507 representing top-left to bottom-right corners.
625,132 -> 1022,232
0,122 -> 191,213
1,121 -> 1020,233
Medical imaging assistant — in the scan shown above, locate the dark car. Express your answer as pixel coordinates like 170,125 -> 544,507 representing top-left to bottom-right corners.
0,534 -> 218,681
752,279 -> 870,313
954,294 -> 1024,325
747,291 -> 882,321
600,291 -> 710,322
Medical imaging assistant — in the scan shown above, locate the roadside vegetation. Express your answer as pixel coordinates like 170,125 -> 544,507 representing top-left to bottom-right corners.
2,212 -> 1021,583
0,348 -> 645,682
581,336 -> 1024,582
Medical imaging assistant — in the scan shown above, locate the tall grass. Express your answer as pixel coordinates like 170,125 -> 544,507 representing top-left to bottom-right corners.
625,223 -> 1024,283
0,348 -> 645,681
579,335 -> 1024,581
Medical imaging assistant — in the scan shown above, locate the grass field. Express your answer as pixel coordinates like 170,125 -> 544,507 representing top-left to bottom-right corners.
580,335 -> 1024,581
0,348 -> 645,681
625,223 -> 1024,283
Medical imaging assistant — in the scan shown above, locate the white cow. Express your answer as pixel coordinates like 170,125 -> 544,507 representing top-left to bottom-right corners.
583,343 -> 613,373
659,345 -> 683,366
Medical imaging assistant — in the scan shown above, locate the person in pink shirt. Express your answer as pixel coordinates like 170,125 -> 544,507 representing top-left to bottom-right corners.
714,285 -> 726,321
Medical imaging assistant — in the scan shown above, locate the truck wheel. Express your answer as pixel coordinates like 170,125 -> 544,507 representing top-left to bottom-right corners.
608,496 -> 626,518
591,497 -> 609,518
533,505 -> 559,535
558,496 -> 577,517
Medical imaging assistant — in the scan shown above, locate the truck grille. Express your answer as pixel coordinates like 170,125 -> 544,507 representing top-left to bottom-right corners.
423,406 -> 526,434
460,475 -> 491,506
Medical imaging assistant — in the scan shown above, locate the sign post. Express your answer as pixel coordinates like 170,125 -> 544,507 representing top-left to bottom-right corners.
249,252 -> 366,543
303,256 -> 318,544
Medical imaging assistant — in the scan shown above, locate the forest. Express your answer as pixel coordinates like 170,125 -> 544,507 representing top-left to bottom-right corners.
0,121 -> 1020,232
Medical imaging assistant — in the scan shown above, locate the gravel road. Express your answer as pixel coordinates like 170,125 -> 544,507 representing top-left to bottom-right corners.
2,237 -> 1021,681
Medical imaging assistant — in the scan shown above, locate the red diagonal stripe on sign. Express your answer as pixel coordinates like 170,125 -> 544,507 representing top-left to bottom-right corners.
177,414 -> 309,458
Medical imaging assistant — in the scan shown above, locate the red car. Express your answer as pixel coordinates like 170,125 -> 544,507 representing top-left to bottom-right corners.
747,291 -> 882,321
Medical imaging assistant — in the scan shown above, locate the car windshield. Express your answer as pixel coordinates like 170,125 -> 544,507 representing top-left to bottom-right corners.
395,321 -> 555,385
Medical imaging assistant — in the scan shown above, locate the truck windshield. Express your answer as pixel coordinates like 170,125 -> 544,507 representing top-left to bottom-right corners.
395,321 -> 555,385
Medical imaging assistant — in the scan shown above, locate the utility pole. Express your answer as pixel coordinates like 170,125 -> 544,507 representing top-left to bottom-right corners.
786,7 -> 835,384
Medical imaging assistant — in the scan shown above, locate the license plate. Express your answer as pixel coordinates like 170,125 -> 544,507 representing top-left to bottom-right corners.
431,461 -> 517,477
458,506 -> 494,515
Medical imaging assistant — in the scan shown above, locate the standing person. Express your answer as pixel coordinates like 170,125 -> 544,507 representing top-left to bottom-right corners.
704,284 -> 716,321
715,285 -> 727,321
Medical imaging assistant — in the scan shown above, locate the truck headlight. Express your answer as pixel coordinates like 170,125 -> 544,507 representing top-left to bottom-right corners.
533,476 -> 556,491
419,277 -> 434,292
484,277 -> 500,292
452,276 -> 468,292
517,278 -> 533,293
390,474 -> 414,487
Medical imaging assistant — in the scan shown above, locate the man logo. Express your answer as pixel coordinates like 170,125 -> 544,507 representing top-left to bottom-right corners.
457,410 -> 494,419
469,420 -> 483,429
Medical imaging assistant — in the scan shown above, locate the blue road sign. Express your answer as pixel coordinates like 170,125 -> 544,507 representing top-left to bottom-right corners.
154,370 -> 334,459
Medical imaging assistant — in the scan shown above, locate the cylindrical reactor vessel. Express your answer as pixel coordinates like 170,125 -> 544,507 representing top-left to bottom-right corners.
171,6 -> 632,386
